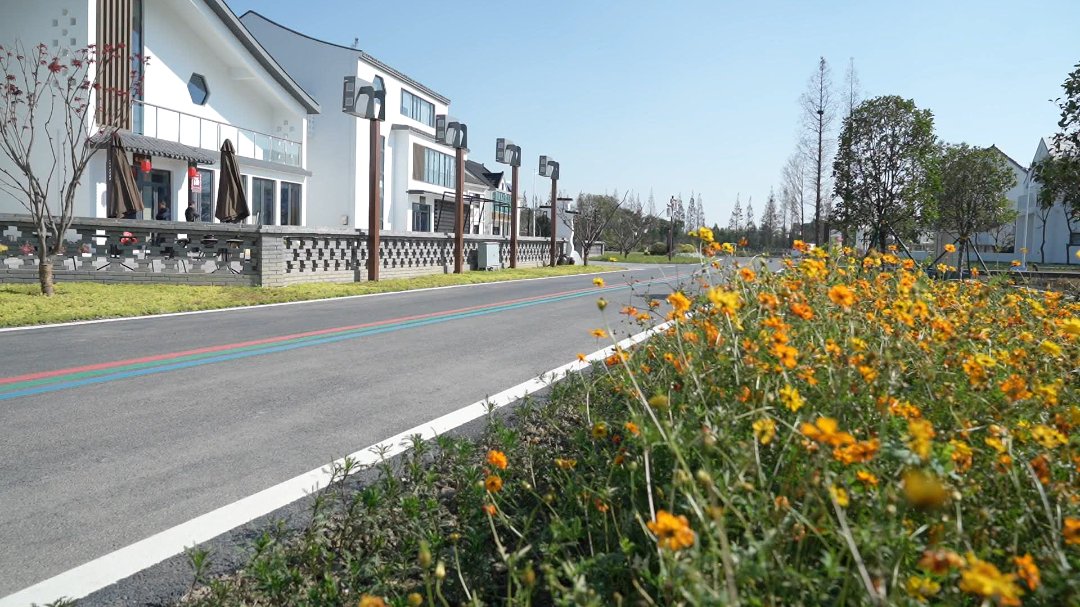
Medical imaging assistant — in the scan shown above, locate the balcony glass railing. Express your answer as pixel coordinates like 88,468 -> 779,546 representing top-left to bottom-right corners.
132,100 -> 302,167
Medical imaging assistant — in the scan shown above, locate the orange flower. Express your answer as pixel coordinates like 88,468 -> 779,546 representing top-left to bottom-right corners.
902,469 -> 948,509
1065,517 -> 1080,545
944,243 -> 956,253
918,548 -> 966,574
801,417 -> 855,447
486,449 -> 508,470
999,375 -> 1031,402
647,510 -> 696,550
485,474 -> 503,493
1013,553 -> 1040,590
855,470 -> 879,486
907,418 -> 935,461
359,595 -> 388,607
667,291 -> 691,317
624,421 -> 640,436
738,267 -> 756,282
789,302 -> 814,320
590,328 -> 608,339
828,284 -> 856,308
834,439 -> 880,465
772,343 -> 799,369
482,503 -> 497,516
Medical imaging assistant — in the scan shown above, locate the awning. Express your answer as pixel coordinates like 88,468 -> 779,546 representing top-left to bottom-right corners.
92,130 -> 217,165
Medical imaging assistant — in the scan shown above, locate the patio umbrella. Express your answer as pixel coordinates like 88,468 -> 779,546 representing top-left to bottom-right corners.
107,133 -> 143,219
215,139 -> 249,223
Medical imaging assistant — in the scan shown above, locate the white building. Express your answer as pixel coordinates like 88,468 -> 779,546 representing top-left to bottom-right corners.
1016,137 -> 1078,265
0,0 -> 319,225
241,12 -> 469,233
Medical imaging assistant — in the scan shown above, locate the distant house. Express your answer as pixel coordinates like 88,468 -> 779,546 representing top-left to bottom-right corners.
0,0 -> 319,224
1016,137 -> 1078,264
241,11 -> 464,233
462,160 -> 516,236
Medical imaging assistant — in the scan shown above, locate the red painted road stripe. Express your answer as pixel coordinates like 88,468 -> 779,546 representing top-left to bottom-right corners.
0,285 -> 606,385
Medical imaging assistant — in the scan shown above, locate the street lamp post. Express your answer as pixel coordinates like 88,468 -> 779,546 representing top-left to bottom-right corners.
342,75 -> 386,280
496,138 -> 522,268
668,195 -> 676,261
437,115 -> 469,273
539,155 -> 560,266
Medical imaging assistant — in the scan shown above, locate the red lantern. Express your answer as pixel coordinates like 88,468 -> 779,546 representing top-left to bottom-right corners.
188,166 -> 198,179
139,158 -> 152,173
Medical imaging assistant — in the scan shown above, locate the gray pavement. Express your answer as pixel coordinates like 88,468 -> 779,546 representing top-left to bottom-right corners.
0,264 -> 699,599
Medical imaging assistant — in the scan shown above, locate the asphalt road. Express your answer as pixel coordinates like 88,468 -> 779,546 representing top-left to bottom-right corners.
0,263 -> 699,599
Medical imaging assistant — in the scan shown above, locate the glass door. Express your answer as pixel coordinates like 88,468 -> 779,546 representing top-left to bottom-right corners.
196,169 -> 214,221
137,168 -> 172,220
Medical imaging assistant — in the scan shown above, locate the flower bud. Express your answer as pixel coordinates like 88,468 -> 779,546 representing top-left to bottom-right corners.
434,560 -> 446,580
407,592 -> 424,606
418,541 -> 432,569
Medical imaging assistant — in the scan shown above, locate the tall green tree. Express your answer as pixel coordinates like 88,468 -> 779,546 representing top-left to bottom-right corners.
935,144 -> 1017,268
760,189 -> 781,248
832,95 -> 939,250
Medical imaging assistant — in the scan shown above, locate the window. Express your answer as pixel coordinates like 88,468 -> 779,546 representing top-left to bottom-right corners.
280,181 -> 302,226
196,169 -> 214,221
412,144 -> 455,188
187,73 -> 209,105
252,177 -> 275,225
412,200 -> 430,232
401,89 -> 434,127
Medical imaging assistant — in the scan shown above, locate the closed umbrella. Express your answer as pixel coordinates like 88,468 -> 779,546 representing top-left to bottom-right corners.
107,133 -> 143,219
215,139 -> 249,223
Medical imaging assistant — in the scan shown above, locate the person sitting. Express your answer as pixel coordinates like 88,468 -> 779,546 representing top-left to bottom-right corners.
155,200 -> 170,221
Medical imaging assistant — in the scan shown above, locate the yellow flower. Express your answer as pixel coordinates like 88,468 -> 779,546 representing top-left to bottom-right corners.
906,576 -> 941,602
485,474 -> 503,493
359,595 -> 387,607
1011,259 -> 1022,267
1013,553 -> 1039,590
667,291 -> 691,317
591,422 -> 608,439
647,510 -> 696,550
1031,424 -> 1067,449
907,418 -> 935,461
827,284 -> 856,308
1038,339 -> 1062,357
958,554 -> 1024,606
1060,317 -> 1080,336
779,385 -> 805,413
829,484 -> 850,507
950,439 -> 973,473
486,449 -> 508,470
554,458 -> 577,470
407,593 -> 424,607
944,243 -> 956,253
721,242 -> 735,254
648,394 -> 670,409
592,277 -> 605,287
707,288 -> 742,316
902,469 -> 948,509
752,418 -> 776,445
590,328 -> 608,339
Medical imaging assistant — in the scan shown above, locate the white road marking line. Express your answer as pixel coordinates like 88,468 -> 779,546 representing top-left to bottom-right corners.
0,267 -> 647,334
0,320 -> 674,606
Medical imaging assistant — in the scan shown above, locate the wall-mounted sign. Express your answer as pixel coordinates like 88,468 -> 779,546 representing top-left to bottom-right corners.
191,174 -> 203,193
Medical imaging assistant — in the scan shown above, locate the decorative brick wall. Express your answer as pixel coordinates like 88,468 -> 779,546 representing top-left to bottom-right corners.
0,214 -> 563,287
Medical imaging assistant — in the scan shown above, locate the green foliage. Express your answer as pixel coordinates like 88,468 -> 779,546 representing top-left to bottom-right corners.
833,95 -> 940,248
646,241 -> 668,256
677,243 -> 697,254
935,144 -> 1018,240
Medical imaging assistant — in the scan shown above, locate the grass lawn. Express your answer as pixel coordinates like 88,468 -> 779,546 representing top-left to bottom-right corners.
0,265 -> 618,328
591,252 -> 702,264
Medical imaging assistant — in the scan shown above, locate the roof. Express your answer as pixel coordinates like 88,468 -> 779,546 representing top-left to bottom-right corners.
239,11 -> 451,105
464,160 -> 505,190
202,1 -> 320,113
93,131 -> 218,164
989,145 -> 1027,173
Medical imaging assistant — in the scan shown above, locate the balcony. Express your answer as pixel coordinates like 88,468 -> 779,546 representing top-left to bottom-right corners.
132,100 -> 302,167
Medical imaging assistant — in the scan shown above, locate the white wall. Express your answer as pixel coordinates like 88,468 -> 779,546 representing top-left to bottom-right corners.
242,12 -> 456,231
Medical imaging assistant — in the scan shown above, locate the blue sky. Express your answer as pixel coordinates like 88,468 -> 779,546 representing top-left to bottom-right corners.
227,0 -> 1080,227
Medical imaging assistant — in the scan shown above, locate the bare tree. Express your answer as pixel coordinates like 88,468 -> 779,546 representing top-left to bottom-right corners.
728,194 -> 742,231
605,192 -> 655,257
781,153 -> 807,239
761,188 -> 781,248
800,57 -> 836,245
563,191 -> 625,266
0,41 -> 140,295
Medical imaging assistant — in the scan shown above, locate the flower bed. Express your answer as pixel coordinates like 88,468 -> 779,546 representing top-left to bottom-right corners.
183,244 -> 1079,606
